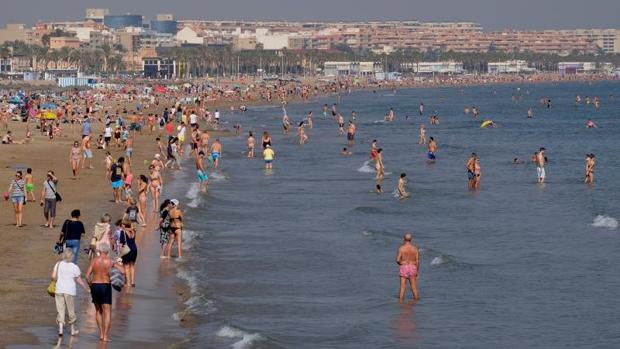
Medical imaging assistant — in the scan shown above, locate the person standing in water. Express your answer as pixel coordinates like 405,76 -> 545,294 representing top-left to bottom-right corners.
337,113 -> 345,136
418,125 -> 426,145
427,137 -> 437,162
536,148 -> 546,184
247,131 -> 256,158
418,102 -> 424,116
282,113 -> 291,135
263,144 -> 275,170
474,157 -> 482,189
210,139 -> 222,169
298,122 -> 308,145
195,151 -> 209,192
466,153 -> 476,190
397,173 -> 408,200
347,121 -> 356,146
375,148 -> 384,181
585,153 -> 595,184
396,233 -> 420,303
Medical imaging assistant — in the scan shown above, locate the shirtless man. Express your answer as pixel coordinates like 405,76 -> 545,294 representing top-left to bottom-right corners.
195,151 -> 209,192
585,153 -> 595,184
346,121 -> 356,146
375,149 -> 384,181
536,148 -> 546,184
247,131 -> 256,158
466,153 -> 477,189
396,233 -> 420,302
418,125 -> 426,145
85,243 -> 125,342
82,135 -> 94,169
210,139 -> 222,169
427,137 -> 437,162
397,173 -> 408,200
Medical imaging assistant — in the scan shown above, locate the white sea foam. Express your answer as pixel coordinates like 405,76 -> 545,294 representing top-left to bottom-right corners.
357,160 -> 374,173
209,172 -> 227,182
592,215 -> 619,229
431,256 -> 449,266
183,229 -> 200,249
217,326 -> 263,349
185,182 -> 201,208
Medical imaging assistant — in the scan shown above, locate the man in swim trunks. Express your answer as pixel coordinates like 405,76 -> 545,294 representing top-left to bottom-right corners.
210,138 -> 222,169
536,147 -> 546,184
346,121 -> 356,146
82,135 -> 94,169
466,153 -> 477,189
110,158 -> 124,203
396,233 -> 420,303
195,151 -> 209,192
427,137 -> 437,162
85,243 -> 124,342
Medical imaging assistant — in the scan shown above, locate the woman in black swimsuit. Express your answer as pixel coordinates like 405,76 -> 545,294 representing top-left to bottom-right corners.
262,131 -> 272,150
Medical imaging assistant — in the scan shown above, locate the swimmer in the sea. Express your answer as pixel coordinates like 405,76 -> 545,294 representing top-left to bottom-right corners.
376,184 -> 383,194
341,147 -> 351,156
397,173 -> 408,199
585,119 -> 597,128
513,157 -> 525,164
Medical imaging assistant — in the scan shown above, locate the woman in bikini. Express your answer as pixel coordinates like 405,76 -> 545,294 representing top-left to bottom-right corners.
148,165 -> 163,212
138,175 -> 149,226
167,200 -> 183,258
69,141 -> 82,179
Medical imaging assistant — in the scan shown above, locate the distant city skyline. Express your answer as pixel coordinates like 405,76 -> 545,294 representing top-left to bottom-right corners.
1,0 -> 619,30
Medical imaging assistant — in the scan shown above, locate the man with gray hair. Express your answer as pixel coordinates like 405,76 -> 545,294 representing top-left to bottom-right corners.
396,233 -> 420,303
85,243 -> 124,342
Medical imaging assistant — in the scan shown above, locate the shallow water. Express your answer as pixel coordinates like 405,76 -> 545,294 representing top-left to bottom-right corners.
173,81 -> 620,348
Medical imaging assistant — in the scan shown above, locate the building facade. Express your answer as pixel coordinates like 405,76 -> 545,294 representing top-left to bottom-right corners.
104,15 -> 143,29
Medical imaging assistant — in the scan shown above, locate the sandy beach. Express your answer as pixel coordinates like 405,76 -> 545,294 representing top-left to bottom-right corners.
0,106 -> 227,347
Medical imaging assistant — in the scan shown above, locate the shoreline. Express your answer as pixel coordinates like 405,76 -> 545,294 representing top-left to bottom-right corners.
1,76 -> 617,348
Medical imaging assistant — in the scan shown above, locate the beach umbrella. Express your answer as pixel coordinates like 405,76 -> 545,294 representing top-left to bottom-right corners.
36,111 -> 57,120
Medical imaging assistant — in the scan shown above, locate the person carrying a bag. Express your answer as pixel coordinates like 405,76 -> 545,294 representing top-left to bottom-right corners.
40,170 -> 60,228
60,210 -> 85,264
50,250 -> 89,337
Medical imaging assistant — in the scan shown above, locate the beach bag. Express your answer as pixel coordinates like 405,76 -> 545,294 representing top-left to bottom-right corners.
47,180 -> 62,202
119,231 -> 131,257
109,267 -> 125,292
47,262 -> 59,297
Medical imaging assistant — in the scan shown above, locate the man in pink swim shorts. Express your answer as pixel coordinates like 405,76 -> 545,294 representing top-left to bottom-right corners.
396,233 -> 420,303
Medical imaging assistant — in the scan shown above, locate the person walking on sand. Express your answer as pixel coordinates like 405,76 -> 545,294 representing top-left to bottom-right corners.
110,157 -> 125,203
41,171 -> 59,228
119,221 -> 138,287
263,144 -> 275,170
60,209 -> 85,264
69,141 -> 82,178
81,135 -> 94,170
7,170 -> 26,227
137,175 -> 148,226
396,233 -> 420,303
52,250 -> 89,337
85,243 -> 125,342
25,168 -> 35,202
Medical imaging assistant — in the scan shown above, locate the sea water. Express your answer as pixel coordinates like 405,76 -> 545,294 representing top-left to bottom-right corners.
170,81 -> 620,348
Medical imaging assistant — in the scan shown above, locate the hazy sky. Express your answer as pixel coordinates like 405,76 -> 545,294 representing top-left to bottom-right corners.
1,0 -> 618,30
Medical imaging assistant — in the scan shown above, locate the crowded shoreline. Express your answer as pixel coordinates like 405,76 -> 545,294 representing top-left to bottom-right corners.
0,72 -> 618,347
